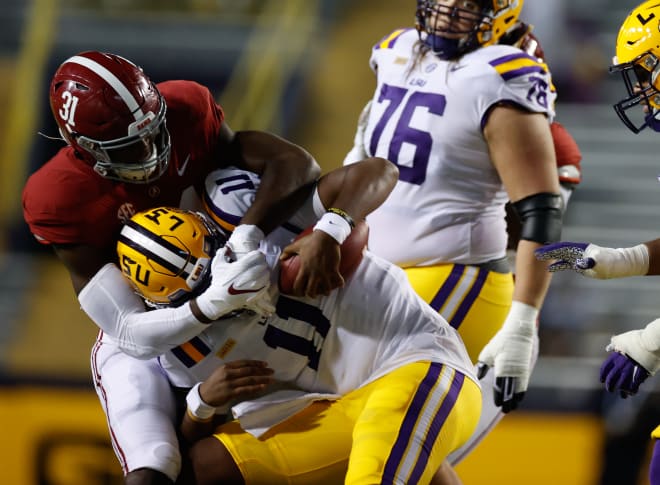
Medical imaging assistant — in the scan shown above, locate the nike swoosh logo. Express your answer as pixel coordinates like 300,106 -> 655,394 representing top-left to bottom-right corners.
450,64 -> 466,72
176,154 -> 190,176
227,284 -> 265,295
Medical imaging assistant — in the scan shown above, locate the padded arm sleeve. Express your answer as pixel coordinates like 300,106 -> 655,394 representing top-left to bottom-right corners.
79,263 -> 210,359
511,192 -> 563,244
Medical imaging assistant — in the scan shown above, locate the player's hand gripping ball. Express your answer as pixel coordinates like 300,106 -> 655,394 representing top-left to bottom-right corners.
279,220 -> 369,295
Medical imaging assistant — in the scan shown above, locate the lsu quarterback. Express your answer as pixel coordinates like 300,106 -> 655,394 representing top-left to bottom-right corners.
110,161 -> 482,485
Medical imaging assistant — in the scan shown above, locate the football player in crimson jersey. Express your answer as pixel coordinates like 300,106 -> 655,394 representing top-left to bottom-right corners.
342,2 -> 573,484
21,51 -> 341,485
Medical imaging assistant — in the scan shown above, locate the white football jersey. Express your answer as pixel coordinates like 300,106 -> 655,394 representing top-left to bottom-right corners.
350,29 -> 557,267
158,168 -> 476,397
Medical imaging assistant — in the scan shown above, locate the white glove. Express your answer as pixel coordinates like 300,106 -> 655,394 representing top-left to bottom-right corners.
607,318 -> 660,375
477,301 -> 538,413
535,242 -> 649,279
195,247 -> 275,320
226,224 -> 265,260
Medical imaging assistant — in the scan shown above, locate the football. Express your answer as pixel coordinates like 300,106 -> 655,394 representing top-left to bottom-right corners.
278,220 -> 369,295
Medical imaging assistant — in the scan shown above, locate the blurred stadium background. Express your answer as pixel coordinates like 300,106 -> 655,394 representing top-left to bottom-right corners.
2,0 -> 659,483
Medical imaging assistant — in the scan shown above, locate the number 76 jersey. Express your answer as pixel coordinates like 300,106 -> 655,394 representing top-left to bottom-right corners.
360,29 -> 557,267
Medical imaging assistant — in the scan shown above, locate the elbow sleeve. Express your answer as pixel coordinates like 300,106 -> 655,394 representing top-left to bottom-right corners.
510,192 -> 563,244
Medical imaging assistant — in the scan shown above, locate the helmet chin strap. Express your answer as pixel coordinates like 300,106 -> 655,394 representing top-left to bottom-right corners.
37,131 -> 66,142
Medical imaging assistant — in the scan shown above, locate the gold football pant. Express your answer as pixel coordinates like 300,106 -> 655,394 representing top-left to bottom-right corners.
214,362 -> 481,485
405,263 -> 514,363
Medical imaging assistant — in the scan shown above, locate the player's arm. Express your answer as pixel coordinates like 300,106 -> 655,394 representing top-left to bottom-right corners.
488,106 -> 561,309
53,243 -> 216,358
210,123 -> 355,297
177,360 -> 274,484
315,156 -> 398,221
280,157 -> 398,297
342,100 -> 372,166
52,243 -> 114,294
216,123 -> 321,236
478,105 -> 563,412
505,120 -> 581,250
180,360 -> 273,443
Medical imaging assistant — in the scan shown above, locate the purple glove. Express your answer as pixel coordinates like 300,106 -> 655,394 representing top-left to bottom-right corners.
534,242 -> 595,272
600,351 -> 650,398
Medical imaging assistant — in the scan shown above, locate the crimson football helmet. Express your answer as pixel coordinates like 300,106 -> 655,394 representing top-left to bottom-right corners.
117,207 -> 226,308
416,0 -> 524,59
49,51 -> 171,183
610,1 -> 660,133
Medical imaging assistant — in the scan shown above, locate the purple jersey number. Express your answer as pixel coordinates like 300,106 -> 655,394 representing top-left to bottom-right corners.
262,296 -> 330,371
212,172 -> 256,193
369,84 -> 446,185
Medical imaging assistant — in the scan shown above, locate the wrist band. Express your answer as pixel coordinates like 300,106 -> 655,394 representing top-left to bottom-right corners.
314,212 -> 352,244
186,382 -> 216,421
327,207 -> 355,228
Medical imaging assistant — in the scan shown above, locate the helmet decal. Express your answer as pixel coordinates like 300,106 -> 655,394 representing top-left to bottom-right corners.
65,55 -> 146,124
117,207 -> 226,307
119,220 -> 199,280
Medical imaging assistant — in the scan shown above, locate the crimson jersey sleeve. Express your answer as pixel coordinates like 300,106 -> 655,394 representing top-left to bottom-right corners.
23,80 -> 228,248
550,121 -> 582,186
22,148 -> 125,247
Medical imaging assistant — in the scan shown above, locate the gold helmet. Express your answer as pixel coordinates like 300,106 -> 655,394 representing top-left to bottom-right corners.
117,207 -> 226,308
415,0 -> 524,59
611,0 -> 660,133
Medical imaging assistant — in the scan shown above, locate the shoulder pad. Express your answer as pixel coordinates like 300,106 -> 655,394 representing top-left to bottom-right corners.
488,50 -> 552,85
203,168 -> 260,233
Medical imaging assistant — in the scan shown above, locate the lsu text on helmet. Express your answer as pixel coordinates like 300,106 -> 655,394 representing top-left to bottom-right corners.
415,0 -> 523,59
117,207 -> 226,308
49,51 -> 171,183
611,1 -> 660,133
